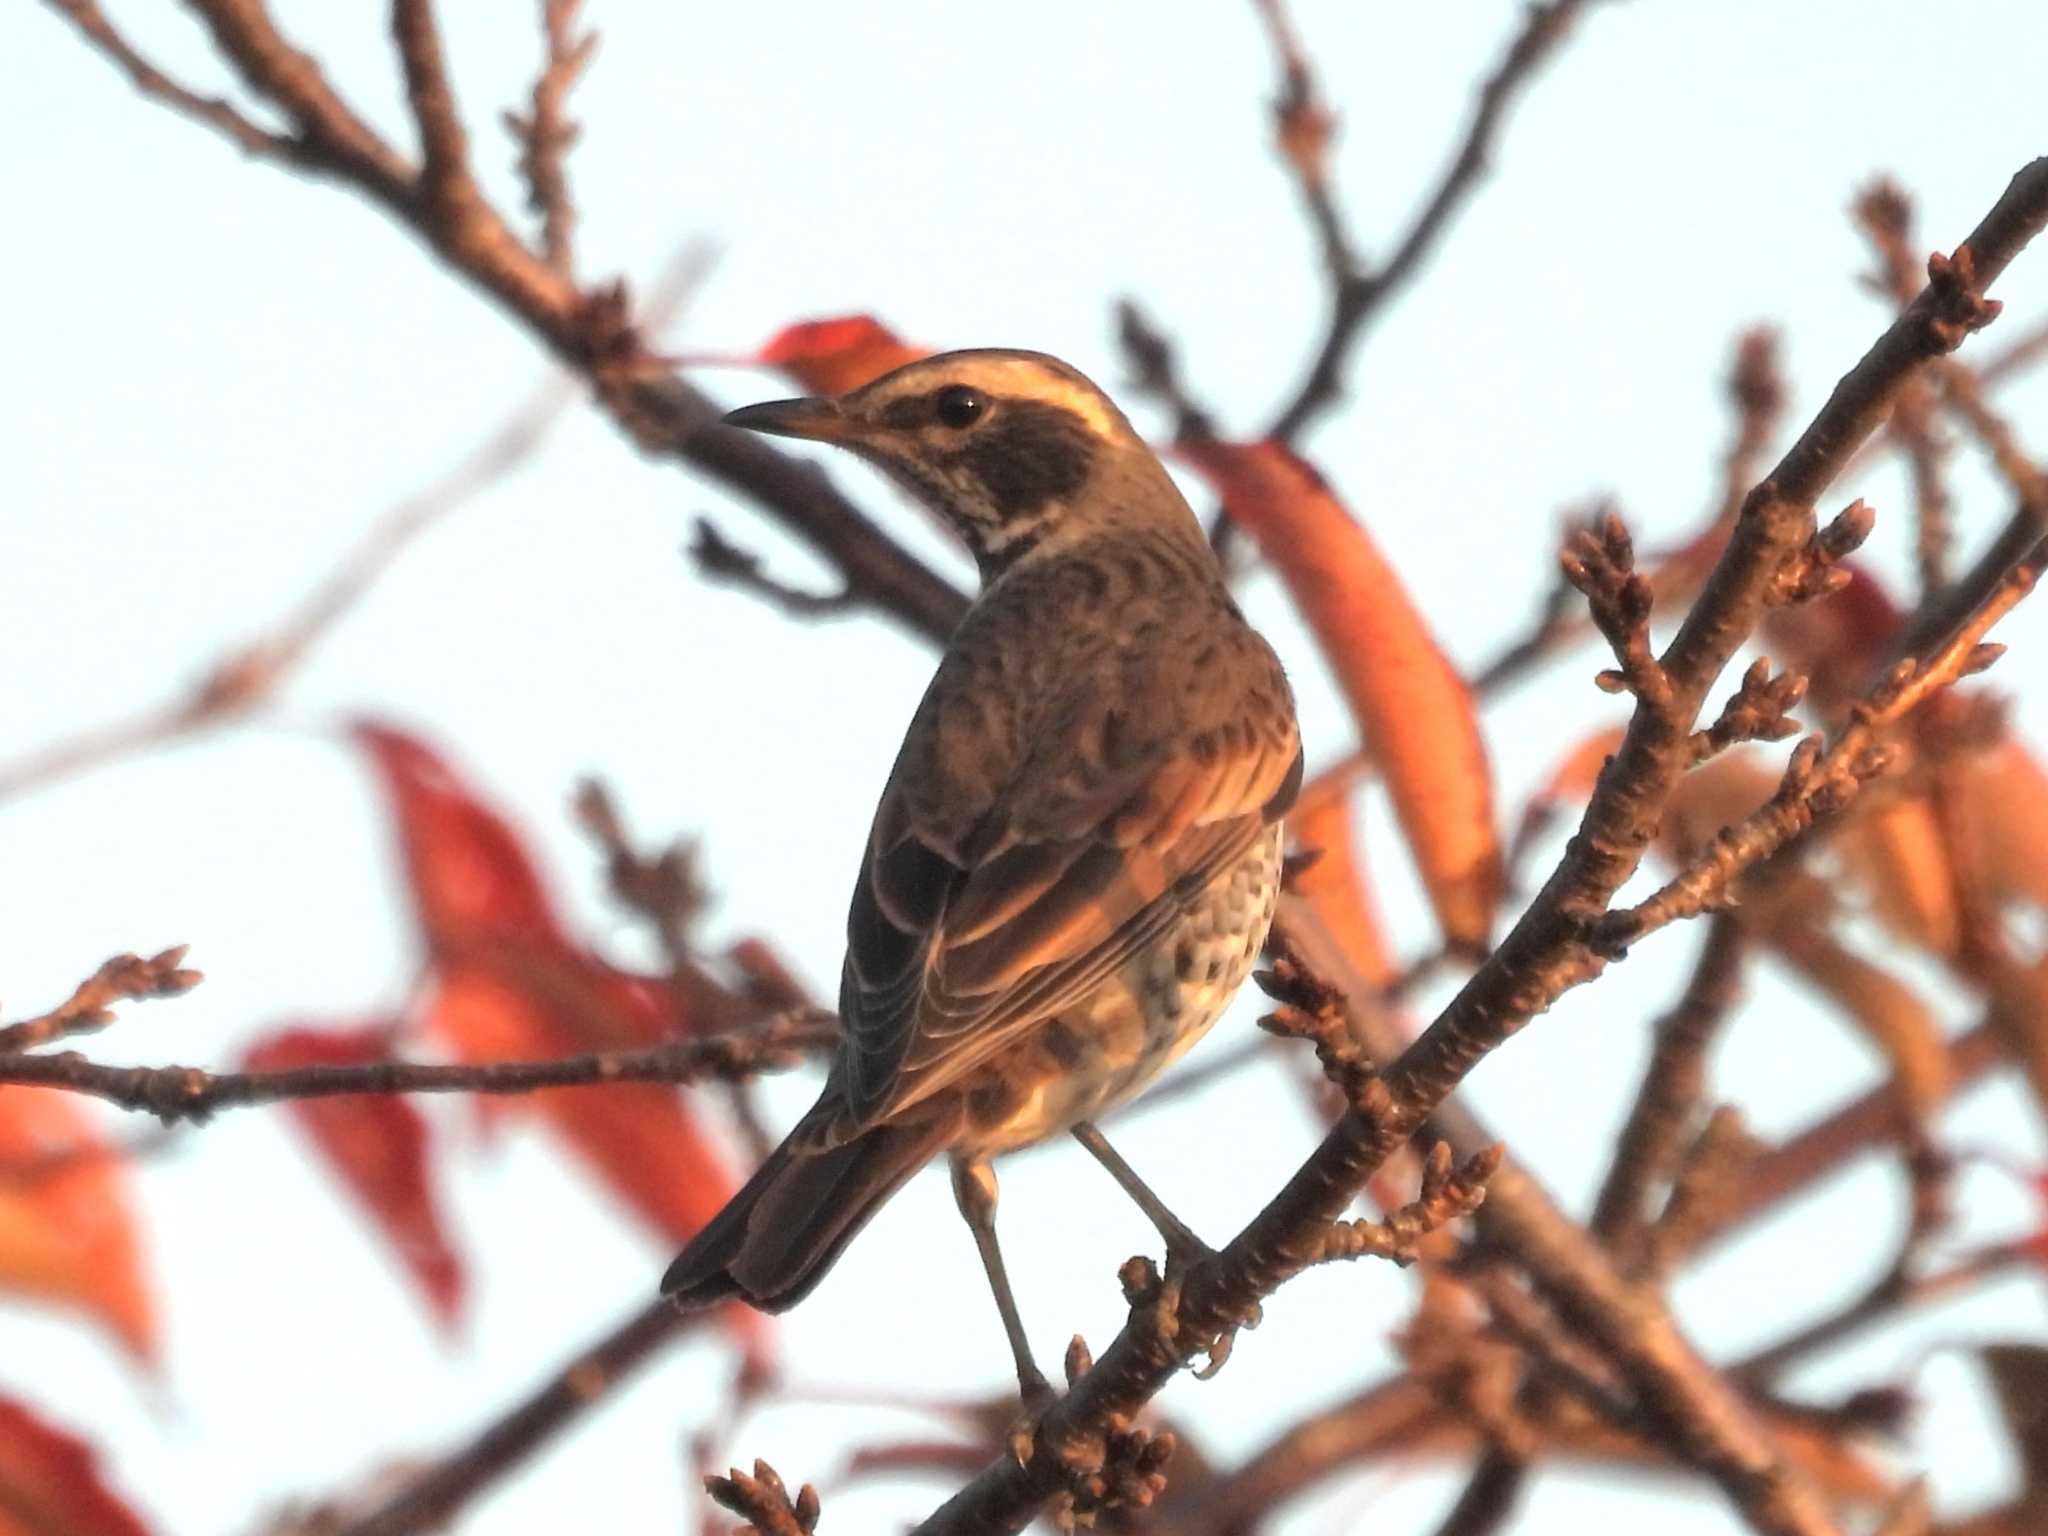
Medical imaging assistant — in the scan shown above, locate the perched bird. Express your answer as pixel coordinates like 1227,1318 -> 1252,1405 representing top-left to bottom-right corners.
663,350 -> 1301,1407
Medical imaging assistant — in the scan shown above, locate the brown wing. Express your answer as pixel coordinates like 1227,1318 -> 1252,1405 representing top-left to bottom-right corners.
831,702 -> 1301,1134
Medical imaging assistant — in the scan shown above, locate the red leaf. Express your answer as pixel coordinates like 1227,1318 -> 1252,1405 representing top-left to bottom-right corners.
0,1087 -> 156,1364
754,315 -> 927,396
241,1024 -> 465,1330
0,1397 -> 154,1536
1184,440 -> 1502,951
1760,562 -> 1903,719
353,720 -> 568,958
349,723 -> 757,1351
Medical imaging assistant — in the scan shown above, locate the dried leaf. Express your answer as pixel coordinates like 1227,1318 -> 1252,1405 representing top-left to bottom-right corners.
1287,790 -> 1394,991
1184,440 -> 1501,951
1761,562 -> 1904,720
0,1087 -> 156,1363
1960,737 -> 2048,917
755,315 -> 927,396
1837,795 -> 1961,958
0,1396 -> 153,1536
241,1024 -> 465,1330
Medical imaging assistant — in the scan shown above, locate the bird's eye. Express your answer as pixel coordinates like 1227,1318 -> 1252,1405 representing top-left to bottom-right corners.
932,385 -> 986,429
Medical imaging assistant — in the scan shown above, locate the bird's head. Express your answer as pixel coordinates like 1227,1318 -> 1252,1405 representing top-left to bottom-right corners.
721,349 -> 1191,581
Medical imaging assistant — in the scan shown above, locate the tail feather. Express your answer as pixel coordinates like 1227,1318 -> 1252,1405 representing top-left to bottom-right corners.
662,1110 -> 956,1312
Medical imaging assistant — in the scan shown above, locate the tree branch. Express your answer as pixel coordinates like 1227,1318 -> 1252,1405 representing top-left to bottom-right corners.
0,1011 -> 835,1123
909,155 -> 2048,1536
1264,0 -> 1596,444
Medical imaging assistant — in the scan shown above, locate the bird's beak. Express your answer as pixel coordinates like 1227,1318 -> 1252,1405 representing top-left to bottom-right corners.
721,396 -> 856,444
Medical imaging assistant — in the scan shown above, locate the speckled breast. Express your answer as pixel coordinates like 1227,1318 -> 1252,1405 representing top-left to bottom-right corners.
956,824 -> 1284,1157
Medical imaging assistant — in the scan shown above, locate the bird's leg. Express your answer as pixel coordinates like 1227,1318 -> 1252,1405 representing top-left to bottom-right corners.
949,1154 -> 1055,1417
1071,1121 -> 1213,1265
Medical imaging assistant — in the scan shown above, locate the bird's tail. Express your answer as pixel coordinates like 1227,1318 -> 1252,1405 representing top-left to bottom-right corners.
662,1108 -> 958,1312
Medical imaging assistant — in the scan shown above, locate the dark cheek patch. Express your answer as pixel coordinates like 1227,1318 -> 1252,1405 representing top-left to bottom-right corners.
944,402 -> 1095,519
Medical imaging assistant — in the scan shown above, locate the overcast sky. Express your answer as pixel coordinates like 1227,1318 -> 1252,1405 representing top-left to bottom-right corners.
7,3 -> 2048,1532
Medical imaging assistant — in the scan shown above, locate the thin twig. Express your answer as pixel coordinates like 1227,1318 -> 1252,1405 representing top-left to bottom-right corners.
504,0 -> 595,274
0,948 -> 203,1055
0,1011 -> 836,1122
337,1297 -> 711,1536
1264,0 -> 1595,444
1587,916 -> 1745,1265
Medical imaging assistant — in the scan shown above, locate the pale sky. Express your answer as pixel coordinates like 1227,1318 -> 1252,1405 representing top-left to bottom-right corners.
7,3 -> 2048,1532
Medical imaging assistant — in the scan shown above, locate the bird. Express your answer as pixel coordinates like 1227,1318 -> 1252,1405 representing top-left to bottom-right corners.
663,349 -> 1302,1410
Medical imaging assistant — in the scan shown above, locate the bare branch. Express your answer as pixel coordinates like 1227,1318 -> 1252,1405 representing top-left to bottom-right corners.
1264,1 -> 1597,443
0,948 -> 203,1055
337,1297 -> 714,1536
504,0 -> 596,274
1588,915 -> 1745,1263
690,519 -> 858,618
0,1011 -> 835,1123
42,0 -> 311,165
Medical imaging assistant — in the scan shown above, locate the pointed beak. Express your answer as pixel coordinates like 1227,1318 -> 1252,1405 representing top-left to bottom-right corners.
721,396 -> 855,443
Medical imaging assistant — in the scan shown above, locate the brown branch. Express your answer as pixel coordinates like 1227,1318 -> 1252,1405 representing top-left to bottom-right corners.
690,519 -> 858,617
42,0 -> 312,165
1706,1020 -> 2003,1251
1588,915 -> 1745,1264
1598,536 -> 2043,953
504,0 -> 595,275
337,1296 -> 708,1536
1855,182 -> 1958,597
1317,1141 -> 1503,1266
913,162 -> 2048,1534
1635,1105 -> 1759,1283
1730,1243 -> 2026,1388
0,948 -> 203,1055
0,1011 -> 835,1123
80,0 -> 968,644
1263,0 -> 1596,444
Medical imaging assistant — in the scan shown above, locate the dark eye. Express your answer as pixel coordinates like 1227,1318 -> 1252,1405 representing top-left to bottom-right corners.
932,385 -> 986,429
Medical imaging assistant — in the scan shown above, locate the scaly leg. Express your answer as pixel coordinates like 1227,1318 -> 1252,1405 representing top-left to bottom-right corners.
949,1154 -> 1055,1413
1071,1120 -> 1212,1263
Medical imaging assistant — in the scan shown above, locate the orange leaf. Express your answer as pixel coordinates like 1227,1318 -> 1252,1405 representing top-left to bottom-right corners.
0,1396 -> 153,1536
1184,440 -> 1501,951
241,1024 -> 465,1330
1836,794 -> 1960,957
0,1087 -> 156,1364
755,315 -> 928,396
1288,791 -> 1394,992
1962,736 -> 2048,917
350,723 -> 757,1349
